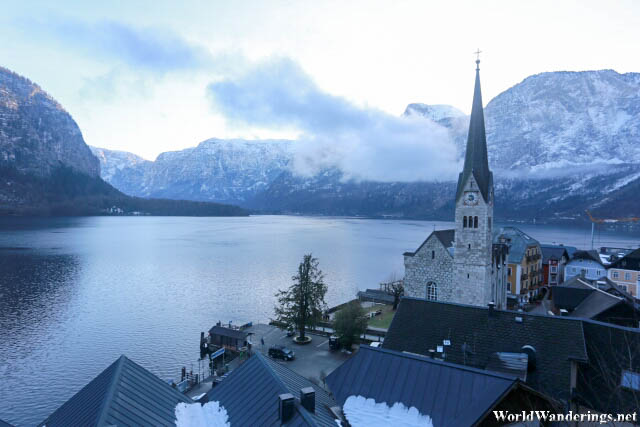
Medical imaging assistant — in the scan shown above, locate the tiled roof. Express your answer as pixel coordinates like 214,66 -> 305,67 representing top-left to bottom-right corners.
206,352 -> 337,426
383,297 -> 587,403
540,245 -> 568,264
327,345 -> 519,427
404,229 -> 455,256
494,227 -> 540,263
38,355 -> 192,427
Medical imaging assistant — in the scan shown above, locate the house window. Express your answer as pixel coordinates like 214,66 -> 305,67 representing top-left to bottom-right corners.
488,217 -> 492,230
551,266 -> 557,273
426,282 -> 438,301
621,370 -> 640,391
620,284 -> 628,292
625,272 -> 632,281
508,267 -> 512,277
431,250 -> 435,260
613,271 -> 620,279
507,282 -> 512,293
463,216 -> 467,228
474,216 -> 478,228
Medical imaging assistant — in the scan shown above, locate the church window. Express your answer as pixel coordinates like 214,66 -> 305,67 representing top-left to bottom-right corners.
426,282 -> 438,301
474,216 -> 478,228
467,273 -> 470,279
463,216 -> 467,228
431,250 -> 435,259
468,244 -> 471,250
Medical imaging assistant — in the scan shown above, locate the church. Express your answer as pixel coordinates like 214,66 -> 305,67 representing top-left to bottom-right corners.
403,58 -> 509,309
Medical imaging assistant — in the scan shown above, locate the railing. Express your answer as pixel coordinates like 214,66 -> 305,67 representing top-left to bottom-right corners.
521,273 -> 528,280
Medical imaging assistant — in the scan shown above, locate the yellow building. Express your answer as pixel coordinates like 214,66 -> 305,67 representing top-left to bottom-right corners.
498,227 -> 543,305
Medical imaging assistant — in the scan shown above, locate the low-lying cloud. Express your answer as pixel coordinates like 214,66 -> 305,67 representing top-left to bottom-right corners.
207,57 -> 460,182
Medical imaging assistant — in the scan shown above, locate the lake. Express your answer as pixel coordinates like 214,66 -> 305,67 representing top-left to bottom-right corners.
1,215 -> 639,425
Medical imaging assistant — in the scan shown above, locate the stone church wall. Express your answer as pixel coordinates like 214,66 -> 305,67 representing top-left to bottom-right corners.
404,236 -> 453,301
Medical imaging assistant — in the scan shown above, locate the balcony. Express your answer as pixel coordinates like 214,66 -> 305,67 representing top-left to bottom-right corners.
521,273 -> 529,280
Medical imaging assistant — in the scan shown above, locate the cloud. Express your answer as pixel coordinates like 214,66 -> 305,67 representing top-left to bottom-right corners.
24,17 -> 219,74
207,57 -> 460,182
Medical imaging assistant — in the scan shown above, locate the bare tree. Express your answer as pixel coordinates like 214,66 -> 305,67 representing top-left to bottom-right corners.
381,273 -> 404,310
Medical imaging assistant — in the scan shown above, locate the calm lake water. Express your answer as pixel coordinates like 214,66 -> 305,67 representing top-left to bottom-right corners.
1,215 -> 639,425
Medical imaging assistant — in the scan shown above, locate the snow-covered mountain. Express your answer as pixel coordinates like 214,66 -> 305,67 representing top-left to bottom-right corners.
94,138 -> 293,204
94,70 -> 640,221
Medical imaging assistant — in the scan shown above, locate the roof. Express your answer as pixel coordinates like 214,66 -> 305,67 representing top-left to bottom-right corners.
485,352 -> 529,381
571,291 -> 623,319
404,229 -> 455,257
0,419 -> 14,427
495,227 -> 540,263
206,352 -> 337,426
577,320 -> 640,414
540,245 -> 569,264
38,355 -> 192,427
356,289 -> 395,304
609,248 -> 640,271
570,250 -> 604,266
326,346 -> 554,427
383,297 -> 587,403
208,325 -> 248,340
456,60 -> 492,204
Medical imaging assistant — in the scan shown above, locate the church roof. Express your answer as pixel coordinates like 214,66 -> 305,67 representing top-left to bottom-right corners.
456,60 -> 492,203
404,229 -> 455,257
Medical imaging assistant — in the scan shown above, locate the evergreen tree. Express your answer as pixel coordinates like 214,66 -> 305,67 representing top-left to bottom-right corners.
333,301 -> 368,350
274,254 -> 328,340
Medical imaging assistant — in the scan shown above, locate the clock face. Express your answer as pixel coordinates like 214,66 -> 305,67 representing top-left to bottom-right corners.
464,192 -> 479,205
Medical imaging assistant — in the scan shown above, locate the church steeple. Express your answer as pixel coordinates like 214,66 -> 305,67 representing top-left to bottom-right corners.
455,56 -> 492,203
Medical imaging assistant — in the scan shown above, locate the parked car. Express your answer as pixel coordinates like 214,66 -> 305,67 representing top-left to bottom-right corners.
328,335 -> 341,351
268,345 -> 295,360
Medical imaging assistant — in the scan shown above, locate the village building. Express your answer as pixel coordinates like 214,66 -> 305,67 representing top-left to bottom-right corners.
540,244 -> 569,286
38,355 -> 193,426
384,297 -> 640,416
495,227 -> 543,304
564,250 -> 606,282
205,352 -> 338,426
326,345 -> 559,427
404,58 -> 508,309
607,248 -> 640,297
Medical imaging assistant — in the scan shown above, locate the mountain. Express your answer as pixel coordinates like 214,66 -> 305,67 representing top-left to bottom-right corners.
0,66 -> 246,216
0,66 -> 99,177
94,70 -> 640,222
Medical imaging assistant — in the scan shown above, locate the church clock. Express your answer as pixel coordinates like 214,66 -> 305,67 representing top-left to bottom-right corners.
464,191 -> 479,206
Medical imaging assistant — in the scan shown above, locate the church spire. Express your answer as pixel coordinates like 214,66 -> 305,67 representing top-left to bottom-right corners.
456,53 -> 492,203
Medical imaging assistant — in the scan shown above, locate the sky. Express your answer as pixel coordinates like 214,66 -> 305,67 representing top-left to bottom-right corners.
1,0 -> 639,172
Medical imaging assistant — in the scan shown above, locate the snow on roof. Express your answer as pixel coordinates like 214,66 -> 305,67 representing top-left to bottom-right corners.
175,401 -> 230,427
343,396 -> 434,427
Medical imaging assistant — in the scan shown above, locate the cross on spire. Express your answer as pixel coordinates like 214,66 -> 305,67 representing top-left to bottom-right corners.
474,48 -> 482,69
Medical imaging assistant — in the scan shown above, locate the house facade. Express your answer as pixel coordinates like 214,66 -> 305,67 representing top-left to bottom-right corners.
403,58 -> 508,309
607,248 -> 640,297
541,245 -> 569,286
564,250 -> 606,282
496,227 -> 542,304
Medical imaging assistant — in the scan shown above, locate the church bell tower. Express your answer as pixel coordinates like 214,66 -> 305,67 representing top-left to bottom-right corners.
452,55 -> 495,306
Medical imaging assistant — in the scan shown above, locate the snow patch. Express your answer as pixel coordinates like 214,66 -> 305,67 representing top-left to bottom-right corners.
343,395 -> 434,427
175,401 -> 230,427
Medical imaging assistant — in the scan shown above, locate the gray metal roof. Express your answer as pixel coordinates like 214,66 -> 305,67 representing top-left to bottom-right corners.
326,345 -> 531,427
405,229 -> 455,257
208,325 -> 248,340
0,418 -> 15,427
572,291 -> 622,319
540,245 -> 569,264
495,226 -> 540,263
383,297 -> 588,403
206,352 -> 337,426
38,355 -> 192,427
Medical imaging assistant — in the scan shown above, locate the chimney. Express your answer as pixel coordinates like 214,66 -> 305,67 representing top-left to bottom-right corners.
300,387 -> 315,413
279,393 -> 295,422
428,349 -> 436,359
488,301 -> 495,316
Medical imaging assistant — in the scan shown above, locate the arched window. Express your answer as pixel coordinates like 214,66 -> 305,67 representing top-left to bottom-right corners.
426,282 -> 438,301
431,250 -> 435,259
463,216 -> 467,228
474,216 -> 478,228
